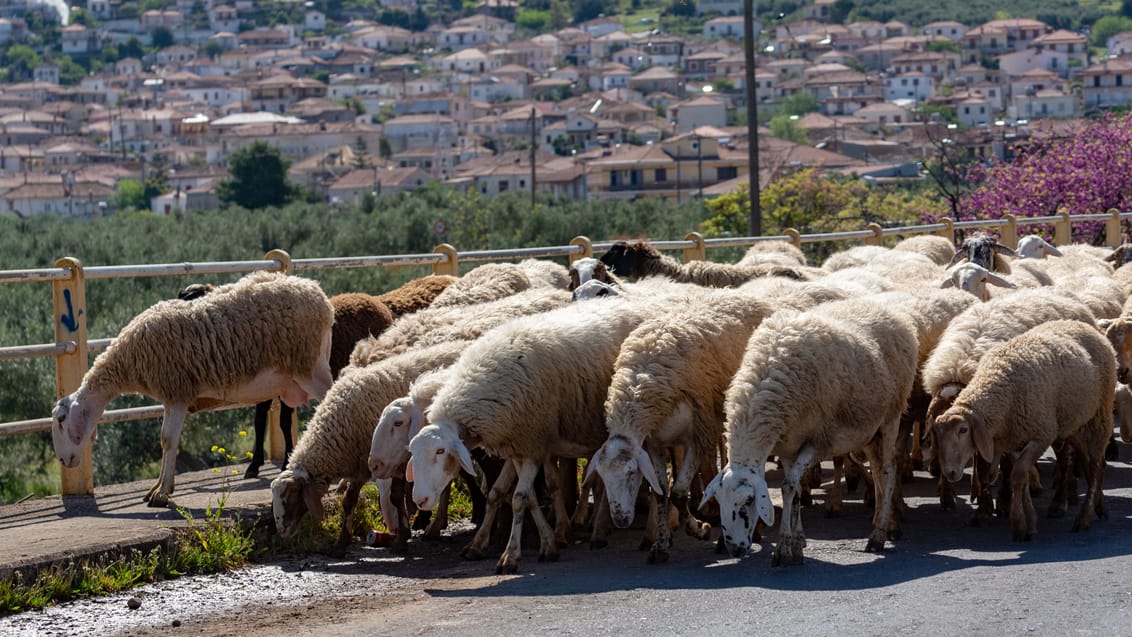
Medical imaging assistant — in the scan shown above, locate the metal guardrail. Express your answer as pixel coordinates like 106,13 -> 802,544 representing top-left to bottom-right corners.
3,211 -> 1131,496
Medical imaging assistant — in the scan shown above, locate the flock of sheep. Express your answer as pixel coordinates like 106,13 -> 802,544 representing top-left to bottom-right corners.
48,231 -> 1132,571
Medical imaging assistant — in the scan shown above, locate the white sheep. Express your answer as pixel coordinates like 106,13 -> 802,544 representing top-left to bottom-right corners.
892,234 -> 957,266
407,294 -> 687,573
929,320 -> 1114,540
736,240 -> 808,267
940,262 -> 1017,301
921,287 -> 1097,515
568,257 -> 622,292
588,290 -> 781,563
349,287 -> 571,365
517,258 -> 570,290
271,340 -> 469,553
1015,235 -> 1063,259
52,271 -> 334,507
702,297 -> 919,565
819,245 -> 891,271
428,262 -> 534,308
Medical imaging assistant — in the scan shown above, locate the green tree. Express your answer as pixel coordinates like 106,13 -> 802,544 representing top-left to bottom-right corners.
201,39 -> 224,60
152,26 -> 175,49
1090,16 -> 1132,48
68,7 -> 97,26
121,37 -> 145,60
111,178 -> 148,211
216,142 -> 297,209
56,55 -> 87,85
548,0 -> 571,29
926,39 -> 960,53
516,8 -> 549,31
769,114 -> 809,144
3,45 -> 41,81
780,91 -> 820,116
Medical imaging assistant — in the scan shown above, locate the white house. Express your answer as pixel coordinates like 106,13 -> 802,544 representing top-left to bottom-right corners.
382,114 -> 459,152
703,16 -> 747,40
671,96 -> 728,133
883,71 -> 934,103
956,96 -> 991,127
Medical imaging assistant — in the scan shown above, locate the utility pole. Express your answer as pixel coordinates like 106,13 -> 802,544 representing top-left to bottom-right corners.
743,0 -> 762,236
697,133 -> 703,198
529,106 -> 536,210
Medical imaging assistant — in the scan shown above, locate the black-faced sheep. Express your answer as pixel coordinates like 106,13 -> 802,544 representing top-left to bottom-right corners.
53,271 -> 335,507
949,232 -> 1015,273
929,320 -> 1114,540
702,297 -> 918,565
598,240 -> 811,287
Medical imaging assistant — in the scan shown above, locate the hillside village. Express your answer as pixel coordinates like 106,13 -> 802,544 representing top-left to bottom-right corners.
0,0 -> 1129,217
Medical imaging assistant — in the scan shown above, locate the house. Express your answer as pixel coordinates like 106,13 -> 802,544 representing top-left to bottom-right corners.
920,21 -> 967,41
883,71 -> 934,103
61,25 -> 99,56
441,48 -> 499,74
684,50 -> 726,79
151,181 -> 221,215
696,0 -> 742,16
579,16 -> 622,39
998,47 -> 1070,80
1031,29 -> 1089,73
453,14 -> 515,43
640,36 -> 686,68
438,25 -> 491,51
956,96 -> 991,127
209,5 -> 239,32
327,166 -> 430,203
671,96 -> 729,133
589,62 -> 632,92
351,25 -> 415,51
305,10 -> 326,31
853,101 -> 913,131
630,66 -> 681,95
2,180 -> 115,218
703,16 -> 747,41
804,0 -> 836,22
450,149 -> 585,199
1080,59 -> 1132,111
382,114 -> 459,153
249,74 -> 327,112
1013,88 -> 1078,120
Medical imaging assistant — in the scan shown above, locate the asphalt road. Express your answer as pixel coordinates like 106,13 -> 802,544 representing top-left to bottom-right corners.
5,446 -> 1132,637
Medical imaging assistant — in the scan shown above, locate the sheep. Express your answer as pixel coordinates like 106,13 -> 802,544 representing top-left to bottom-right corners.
517,258 -> 570,290
349,287 -> 572,365
571,279 -> 621,301
940,262 -> 1017,301
813,266 -> 895,296
1052,274 -> 1126,320
921,288 -> 1097,516
892,234 -> 957,266
376,274 -> 457,318
270,340 -> 469,553
701,297 -> 919,565
949,232 -> 1015,273
929,320 -> 1114,540
428,263 -> 533,308
1015,235 -> 1062,259
588,290 -> 781,564
407,294 -> 687,573
1116,383 -> 1132,444
53,271 -> 335,507
819,245 -> 892,271
568,257 -> 621,292
736,240 -> 808,267
598,240 -> 811,287
861,251 -> 947,290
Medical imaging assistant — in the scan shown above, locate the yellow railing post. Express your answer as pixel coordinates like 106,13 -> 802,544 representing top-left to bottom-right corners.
263,249 -> 293,462
1107,208 -> 1122,248
935,218 -> 955,243
864,223 -> 883,246
1055,211 -> 1071,246
569,236 -> 593,263
432,244 -> 459,277
683,232 -> 706,262
52,257 -> 92,497
784,228 -> 802,249
1001,214 -> 1018,249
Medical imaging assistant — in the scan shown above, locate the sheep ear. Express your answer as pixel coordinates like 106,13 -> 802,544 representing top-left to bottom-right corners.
754,478 -> 775,527
698,470 -> 722,512
1098,318 -> 1114,331
985,272 -> 1016,289
304,484 -> 326,521
947,251 -> 966,267
581,454 -> 599,491
939,277 -> 955,289
405,459 -> 415,483
637,444 -> 663,495
1045,244 -> 1062,257
971,415 -> 995,463
1104,250 -> 1118,262
993,244 -> 1016,257
454,439 -> 476,477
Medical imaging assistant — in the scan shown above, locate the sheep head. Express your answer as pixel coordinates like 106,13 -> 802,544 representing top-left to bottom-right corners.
930,407 -> 993,484
599,241 -> 657,279
1103,243 -> 1132,269
51,392 -> 96,468
407,421 -> 473,511
572,279 -> 621,301
940,262 -> 1015,301
699,463 -> 773,558
568,257 -> 611,291
1015,235 -> 1062,259
585,434 -> 663,529
271,468 -> 325,538
949,234 -> 1015,270
369,397 -> 416,480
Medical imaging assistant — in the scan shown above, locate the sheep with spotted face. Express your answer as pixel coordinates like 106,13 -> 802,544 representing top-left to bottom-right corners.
599,240 -> 811,287
569,257 -> 621,292
929,320 -> 1114,541
53,271 -> 334,508
949,232 -> 1015,273
408,293 -> 689,573
702,297 -> 918,565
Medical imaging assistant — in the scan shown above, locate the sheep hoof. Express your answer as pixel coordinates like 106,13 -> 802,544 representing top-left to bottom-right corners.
461,546 -> 487,560
496,558 -> 519,574
145,489 -> 171,508
647,547 -> 669,564
590,539 -> 608,550
244,464 -> 261,479
537,549 -> 559,563
864,532 -> 887,553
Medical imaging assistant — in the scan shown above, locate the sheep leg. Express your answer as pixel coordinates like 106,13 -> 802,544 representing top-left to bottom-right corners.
1048,440 -> 1071,519
1072,421 -> 1110,532
589,484 -> 612,549
864,423 -> 900,551
463,460 -> 516,560
910,418 -> 925,471
826,455 -> 844,518
376,477 -> 400,535
423,483 -> 451,539
331,479 -> 364,556
146,403 -> 189,507
246,400 -> 271,479
279,402 -> 295,469
672,444 -> 711,541
544,458 -> 573,548
496,459 -> 544,574
774,447 -> 819,567
968,456 -> 997,526
646,446 -> 673,563
1010,443 -> 1044,541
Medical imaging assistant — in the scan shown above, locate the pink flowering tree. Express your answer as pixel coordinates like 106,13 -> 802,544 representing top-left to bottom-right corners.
924,113 -> 1132,244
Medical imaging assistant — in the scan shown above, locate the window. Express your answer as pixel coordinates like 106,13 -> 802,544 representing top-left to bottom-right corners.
718,166 -> 737,180
656,168 -> 667,182
499,180 -> 509,191
1118,75 -> 1124,87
